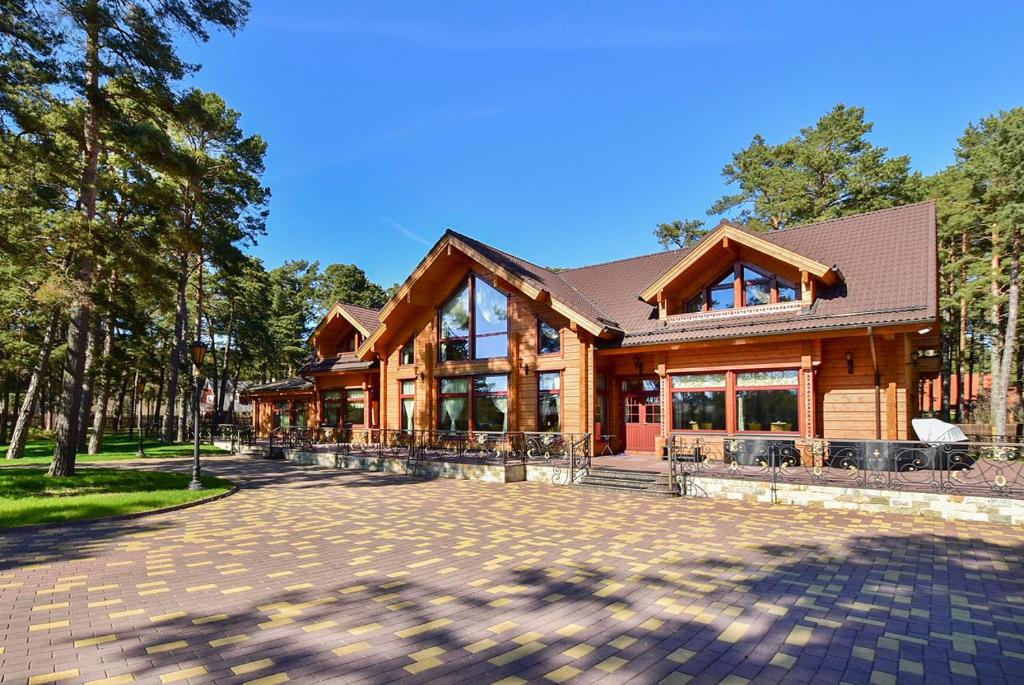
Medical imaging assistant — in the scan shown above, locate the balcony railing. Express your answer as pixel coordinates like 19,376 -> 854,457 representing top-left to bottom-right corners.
667,434 -> 1024,499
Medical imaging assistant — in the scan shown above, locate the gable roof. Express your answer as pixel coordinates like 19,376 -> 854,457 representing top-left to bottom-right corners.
637,221 -> 840,304
358,201 -> 937,356
561,201 -> 938,344
310,302 -> 382,343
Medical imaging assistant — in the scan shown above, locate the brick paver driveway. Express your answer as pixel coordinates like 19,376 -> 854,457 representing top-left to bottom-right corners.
2,457 -> 1023,685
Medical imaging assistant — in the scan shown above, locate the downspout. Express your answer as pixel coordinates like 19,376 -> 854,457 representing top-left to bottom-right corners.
867,326 -> 881,439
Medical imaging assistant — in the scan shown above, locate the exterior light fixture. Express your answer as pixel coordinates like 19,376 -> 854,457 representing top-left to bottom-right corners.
845,351 -> 854,375
520,360 -> 530,376
189,340 -> 208,368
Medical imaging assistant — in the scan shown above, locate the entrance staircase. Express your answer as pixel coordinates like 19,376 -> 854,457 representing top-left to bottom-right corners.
573,467 -> 678,498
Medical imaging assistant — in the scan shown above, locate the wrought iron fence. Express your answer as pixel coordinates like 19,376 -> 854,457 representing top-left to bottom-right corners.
257,426 -> 591,471
667,434 -> 1024,499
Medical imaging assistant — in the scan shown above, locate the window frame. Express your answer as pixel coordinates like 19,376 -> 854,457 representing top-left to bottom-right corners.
437,274 -> 510,362
435,373 -> 510,433
537,318 -> 562,356
398,379 -> 415,432
685,262 -> 799,313
399,338 -> 415,366
537,370 -> 562,433
734,370 -> 799,435
667,368 -> 801,435
321,390 -> 343,429
669,373 -> 728,433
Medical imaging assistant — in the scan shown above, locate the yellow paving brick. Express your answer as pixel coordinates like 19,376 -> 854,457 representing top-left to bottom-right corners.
303,620 -> 337,632
563,643 -> 594,659
667,648 -> 696,664
488,642 -> 545,666
146,640 -> 187,654
333,641 -> 370,657
596,656 -> 628,673
348,622 -> 381,635
465,638 -> 497,653
556,623 -> 586,637
159,667 -> 207,684
193,613 -> 229,625
28,669 -> 80,685
786,626 -> 814,647
29,619 -> 70,632
717,621 -> 750,643
488,620 -> 519,634
395,618 -> 451,638
405,658 -> 442,674
185,583 -> 216,592
232,658 -> 274,675
33,601 -> 70,611
222,585 -> 252,594
545,665 -> 581,683
211,634 -> 250,647
513,631 -> 544,644
431,595 -> 456,605
74,634 -> 117,647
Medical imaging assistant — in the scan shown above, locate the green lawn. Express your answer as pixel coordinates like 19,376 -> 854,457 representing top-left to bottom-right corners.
0,468 -> 233,528
0,432 -> 227,465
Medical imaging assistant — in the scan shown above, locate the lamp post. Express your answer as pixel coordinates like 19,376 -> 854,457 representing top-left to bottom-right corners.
136,377 -> 146,457
188,340 -> 208,491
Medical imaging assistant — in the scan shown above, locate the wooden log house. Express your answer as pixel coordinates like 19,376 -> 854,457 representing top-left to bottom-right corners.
246,202 -> 941,452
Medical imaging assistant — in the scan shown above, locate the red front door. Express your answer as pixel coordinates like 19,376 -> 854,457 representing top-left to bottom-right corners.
622,378 -> 661,452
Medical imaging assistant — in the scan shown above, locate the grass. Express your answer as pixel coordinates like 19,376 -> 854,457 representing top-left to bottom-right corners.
0,431 -> 227,465
0,468 -> 233,528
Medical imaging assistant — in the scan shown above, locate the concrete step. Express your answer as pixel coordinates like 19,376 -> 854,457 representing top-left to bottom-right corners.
574,468 -> 678,498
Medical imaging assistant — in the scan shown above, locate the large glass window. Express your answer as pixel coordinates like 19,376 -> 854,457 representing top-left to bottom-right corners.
273,401 -> 290,429
671,374 -> 726,431
538,372 -> 561,432
538,320 -> 560,355
473,375 -> 508,432
344,389 -> 365,425
736,370 -> 799,432
321,391 -> 342,428
399,380 -> 415,431
437,375 -> 509,432
438,377 -> 469,431
596,373 -> 607,429
685,263 -> 798,313
439,275 -> 509,362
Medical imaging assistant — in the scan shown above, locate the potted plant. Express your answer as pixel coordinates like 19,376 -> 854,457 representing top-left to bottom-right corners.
770,421 -> 792,432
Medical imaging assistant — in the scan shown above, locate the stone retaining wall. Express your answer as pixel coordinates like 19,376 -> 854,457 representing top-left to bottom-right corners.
685,475 -> 1024,524
282,449 -> 526,483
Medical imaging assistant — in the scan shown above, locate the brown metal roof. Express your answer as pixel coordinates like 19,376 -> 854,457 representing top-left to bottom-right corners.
560,201 -> 937,344
301,352 -> 376,374
245,377 -> 314,393
335,303 -> 382,337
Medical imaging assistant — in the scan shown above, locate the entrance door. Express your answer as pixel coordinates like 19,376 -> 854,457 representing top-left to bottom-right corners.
622,378 -> 661,452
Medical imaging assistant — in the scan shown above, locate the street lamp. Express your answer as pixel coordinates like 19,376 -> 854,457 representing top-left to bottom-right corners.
136,378 -> 146,457
188,340 -> 208,491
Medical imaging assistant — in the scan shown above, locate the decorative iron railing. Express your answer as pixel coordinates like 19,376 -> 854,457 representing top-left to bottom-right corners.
667,434 -> 1024,499
261,427 -> 591,471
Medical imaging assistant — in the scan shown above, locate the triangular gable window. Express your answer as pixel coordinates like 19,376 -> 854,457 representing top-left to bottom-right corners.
685,262 -> 798,314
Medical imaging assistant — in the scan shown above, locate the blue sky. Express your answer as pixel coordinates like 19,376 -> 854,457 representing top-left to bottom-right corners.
180,1 -> 1024,287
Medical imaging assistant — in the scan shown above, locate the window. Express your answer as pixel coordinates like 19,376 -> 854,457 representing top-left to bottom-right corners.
293,402 -> 308,428
538,372 -> 561,432
400,339 -> 415,366
736,370 -> 798,432
437,375 -> 509,432
344,389 -> 365,425
339,335 -> 357,353
473,375 -> 508,432
439,275 -> 509,361
438,378 -> 469,431
685,263 -> 798,313
671,374 -> 726,431
538,320 -> 560,355
273,401 -> 290,429
321,391 -> 342,428
596,373 -> 607,429
399,380 -> 415,431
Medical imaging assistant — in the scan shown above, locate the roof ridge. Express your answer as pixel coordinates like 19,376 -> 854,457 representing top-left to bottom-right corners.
749,200 -> 937,236
561,246 -> 689,273
336,302 -> 382,314
448,229 -> 621,327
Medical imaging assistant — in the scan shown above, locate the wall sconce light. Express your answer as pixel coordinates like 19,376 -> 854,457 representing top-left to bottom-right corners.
415,366 -> 425,381
520,360 -> 530,376
632,355 -> 643,376
845,351 -> 854,375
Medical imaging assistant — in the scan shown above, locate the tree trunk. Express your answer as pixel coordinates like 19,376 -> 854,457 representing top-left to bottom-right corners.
50,7 -> 101,478
0,376 -> 10,444
153,363 -> 166,429
77,320 -> 101,452
163,256 -> 189,442
176,374 -> 189,443
993,226 -> 1020,436
217,300 -> 235,425
7,310 -> 60,459
113,368 -> 128,431
88,318 -> 115,454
